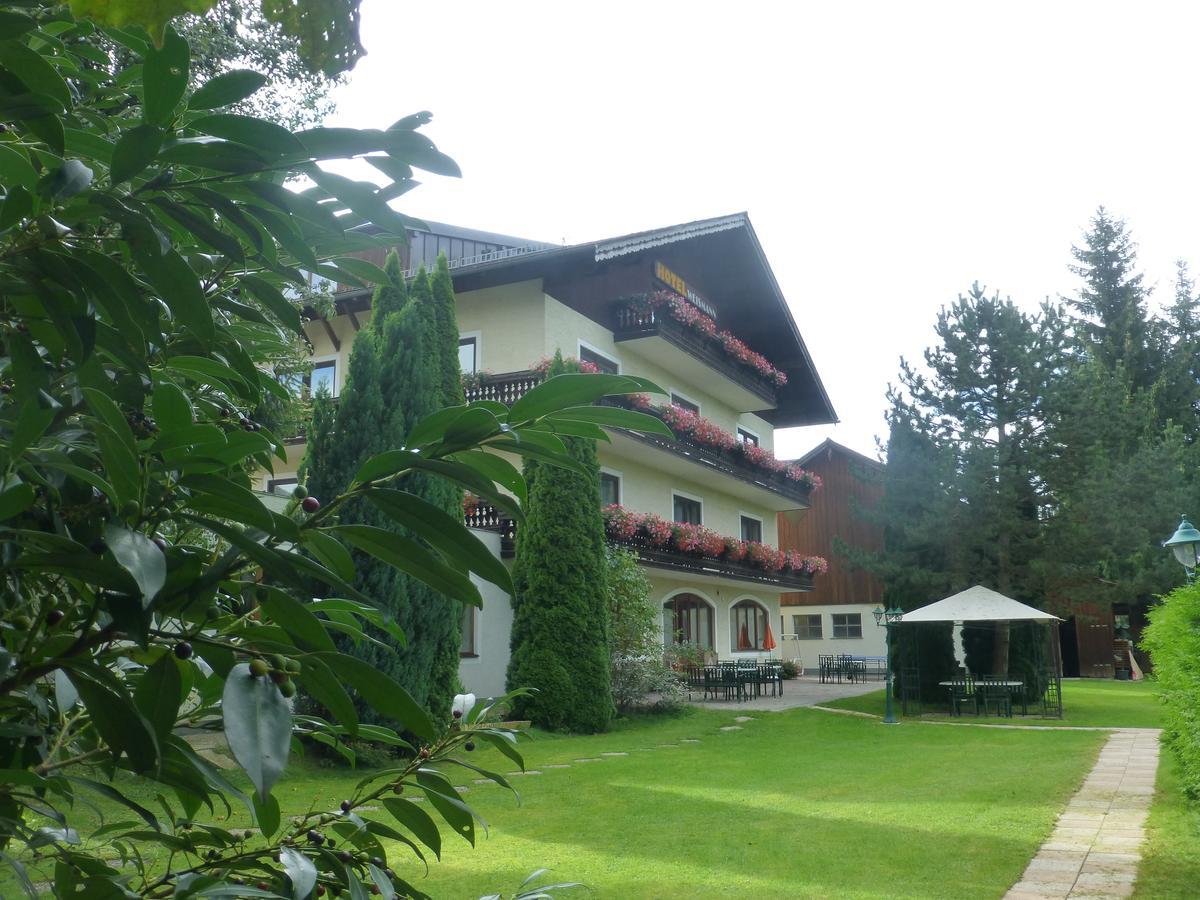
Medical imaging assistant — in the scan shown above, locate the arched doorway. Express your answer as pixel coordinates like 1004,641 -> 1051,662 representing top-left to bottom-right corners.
663,593 -> 714,652
730,599 -> 769,652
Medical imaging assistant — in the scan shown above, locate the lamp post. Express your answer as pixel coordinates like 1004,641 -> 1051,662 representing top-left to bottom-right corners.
872,605 -> 904,725
1163,516 -> 1200,584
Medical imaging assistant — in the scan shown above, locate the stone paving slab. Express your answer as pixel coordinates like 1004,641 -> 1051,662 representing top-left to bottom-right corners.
1003,730 -> 1161,900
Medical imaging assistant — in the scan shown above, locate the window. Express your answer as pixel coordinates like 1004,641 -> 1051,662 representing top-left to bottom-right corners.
579,344 -> 619,375
673,493 -> 702,525
663,594 -> 713,650
736,427 -> 759,447
670,392 -> 700,414
309,360 -> 336,396
280,371 -> 305,396
731,600 -> 769,651
458,336 -> 478,373
460,605 -> 477,657
793,614 -> 823,640
600,471 -> 621,507
267,477 -> 298,495
832,613 -> 863,639
740,515 -> 762,543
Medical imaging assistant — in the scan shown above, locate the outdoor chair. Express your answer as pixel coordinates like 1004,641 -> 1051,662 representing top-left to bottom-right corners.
818,654 -> 837,684
837,654 -> 862,683
683,666 -> 706,701
976,676 -> 1013,717
948,676 -> 978,717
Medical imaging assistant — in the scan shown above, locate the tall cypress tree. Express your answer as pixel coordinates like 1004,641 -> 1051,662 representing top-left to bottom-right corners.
303,253 -> 463,720
431,254 -> 466,408
507,352 -> 613,732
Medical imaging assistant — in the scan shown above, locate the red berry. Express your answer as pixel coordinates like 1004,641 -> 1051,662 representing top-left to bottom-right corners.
301,496 -> 321,513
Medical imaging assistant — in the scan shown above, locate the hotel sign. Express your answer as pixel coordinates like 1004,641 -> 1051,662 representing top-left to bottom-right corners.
655,261 -> 716,319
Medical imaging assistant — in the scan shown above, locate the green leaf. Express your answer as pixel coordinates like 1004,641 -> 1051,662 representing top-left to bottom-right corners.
545,404 -> 675,437
188,69 -> 267,109
0,38 -> 71,107
105,523 -> 166,604
0,12 -> 35,40
182,474 -> 274,532
415,771 -> 482,846
70,2 -> 215,46
221,662 -> 291,801
141,26 -> 190,124
66,664 -> 160,773
365,489 -> 512,596
152,379 -> 192,430
239,274 -> 302,334
134,653 -> 183,742
0,143 -> 37,192
309,652 -> 434,741
47,159 -> 93,199
66,777 -> 160,831
93,422 -> 141,508
382,798 -> 441,860
0,481 -> 34,522
302,529 -> 355,583
508,373 -> 663,424
252,790 -> 281,839
258,587 -> 337,652
353,453 -> 524,522
110,123 -> 164,184
295,655 -> 357,737
132,244 -> 216,344
332,524 -> 483,608
190,113 -> 303,154
331,256 -> 392,285
281,846 -> 316,900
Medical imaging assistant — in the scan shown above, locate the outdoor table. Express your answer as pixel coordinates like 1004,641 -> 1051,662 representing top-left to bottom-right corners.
938,680 -> 1027,716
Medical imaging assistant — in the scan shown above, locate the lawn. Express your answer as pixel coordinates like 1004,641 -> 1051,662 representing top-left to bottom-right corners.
823,678 -> 1164,729
6,706 -> 1117,898
1135,751 -> 1200,898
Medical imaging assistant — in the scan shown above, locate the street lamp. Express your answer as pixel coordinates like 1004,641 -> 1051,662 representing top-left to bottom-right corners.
1163,516 -> 1200,583
872,605 -> 904,725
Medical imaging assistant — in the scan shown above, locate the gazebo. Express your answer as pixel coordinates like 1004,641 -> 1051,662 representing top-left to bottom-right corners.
896,585 -> 1064,719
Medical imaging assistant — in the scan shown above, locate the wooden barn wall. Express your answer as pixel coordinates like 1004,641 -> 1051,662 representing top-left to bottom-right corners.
779,448 -> 885,608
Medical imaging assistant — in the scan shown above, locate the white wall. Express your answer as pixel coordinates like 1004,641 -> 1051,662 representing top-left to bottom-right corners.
457,530 -> 514,699
649,573 -> 783,660
777,603 -> 888,671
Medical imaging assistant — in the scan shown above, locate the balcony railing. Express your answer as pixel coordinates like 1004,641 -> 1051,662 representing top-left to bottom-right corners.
613,307 -> 778,406
463,370 -> 542,406
465,504 -> 813,591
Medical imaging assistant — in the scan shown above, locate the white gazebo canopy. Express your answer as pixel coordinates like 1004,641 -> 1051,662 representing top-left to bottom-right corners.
902,585 -> 1061,624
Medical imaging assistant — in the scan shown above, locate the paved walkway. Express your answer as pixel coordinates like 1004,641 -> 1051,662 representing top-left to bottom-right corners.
687,674 -> 883,711
1005,729 -> 1161,899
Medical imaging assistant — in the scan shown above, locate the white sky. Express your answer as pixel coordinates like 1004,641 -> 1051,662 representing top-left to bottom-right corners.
326,0 -> 1200,461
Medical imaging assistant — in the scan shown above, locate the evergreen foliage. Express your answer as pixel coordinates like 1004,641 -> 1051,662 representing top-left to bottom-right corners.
607,547 -> 684,713
508,353 -> 614,732
304,256 -> 463,720
432,254 -> 467,407
1141,583 -> 1200,799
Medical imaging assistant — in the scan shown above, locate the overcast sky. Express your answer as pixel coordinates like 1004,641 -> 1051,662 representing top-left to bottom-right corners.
326,1 -> 1200,461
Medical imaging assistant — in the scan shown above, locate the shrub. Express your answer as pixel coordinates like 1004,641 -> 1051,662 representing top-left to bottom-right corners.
607,548 -> 684,713
781,660 -> 801,679
1142,584 -> 1200,798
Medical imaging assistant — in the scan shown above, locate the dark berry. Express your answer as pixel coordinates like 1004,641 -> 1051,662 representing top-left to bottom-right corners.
316,887 -> 326,898
392,784 -> 403,794
418,747 -> 430,759
307,829 -> 322,843
340,800 -> 351,813
46,609 -> 64,626
301,496 -> 321,513
152,537 -> 168,551
249,658 -> 269,677
337,850 -> 353,863
220,407 -> 230,418
174,642 -> 193,660
369,857 -> 383,869
371,887 -> 380,896
452,709 -> 463,719
465,741 -> 475,752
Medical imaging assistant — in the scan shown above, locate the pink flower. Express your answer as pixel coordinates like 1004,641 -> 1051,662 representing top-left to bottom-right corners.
530,355 -> 600,375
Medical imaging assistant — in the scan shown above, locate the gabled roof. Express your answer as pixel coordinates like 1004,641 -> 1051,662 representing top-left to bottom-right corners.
903,585 -> 1060,623
795,438 -> 883,470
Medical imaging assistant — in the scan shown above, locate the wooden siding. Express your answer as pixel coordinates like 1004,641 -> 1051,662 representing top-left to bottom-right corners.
779,442 -> 885,608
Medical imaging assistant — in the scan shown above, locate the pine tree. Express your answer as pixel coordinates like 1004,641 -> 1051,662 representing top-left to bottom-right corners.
431,254 -> 466,407
302,254 -> 464,721
507,352 -> 613,732
1067,207 -> 1156,390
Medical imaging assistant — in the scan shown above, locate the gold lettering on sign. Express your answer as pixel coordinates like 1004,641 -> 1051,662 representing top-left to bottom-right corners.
654,261 -> 716,319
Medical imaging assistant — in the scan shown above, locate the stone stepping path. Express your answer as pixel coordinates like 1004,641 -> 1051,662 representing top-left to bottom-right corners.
1005,729 -> 1160,899
719,725 -> 743,732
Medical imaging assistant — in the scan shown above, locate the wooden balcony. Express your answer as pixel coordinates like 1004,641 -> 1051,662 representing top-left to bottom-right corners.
465,504 -> 813,591
612,308 -> 778,412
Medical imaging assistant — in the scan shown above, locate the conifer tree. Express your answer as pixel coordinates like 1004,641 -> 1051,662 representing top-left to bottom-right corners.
303,254 -> 464,720
507,352 -> 613,732
432,254 -> 466,407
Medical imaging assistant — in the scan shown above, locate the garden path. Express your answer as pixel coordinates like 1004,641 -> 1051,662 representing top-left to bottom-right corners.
1004,729 -> 1161,900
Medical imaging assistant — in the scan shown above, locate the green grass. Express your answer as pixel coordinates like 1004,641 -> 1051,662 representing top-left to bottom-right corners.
8,707 -> 1117,898
1134,747 -> 1200,898
824,678 -> 1164,729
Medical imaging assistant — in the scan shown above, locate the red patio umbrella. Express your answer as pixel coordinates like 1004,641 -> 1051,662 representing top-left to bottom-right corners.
763,620 -> 777,652
737,622 -> 751,651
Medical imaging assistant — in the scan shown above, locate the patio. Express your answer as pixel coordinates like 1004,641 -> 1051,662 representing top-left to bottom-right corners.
687,672 -> 883,711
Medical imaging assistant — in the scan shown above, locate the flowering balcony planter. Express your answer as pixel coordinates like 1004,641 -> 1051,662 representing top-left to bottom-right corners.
614,300 -> 779,410
609,531 -> 815,591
